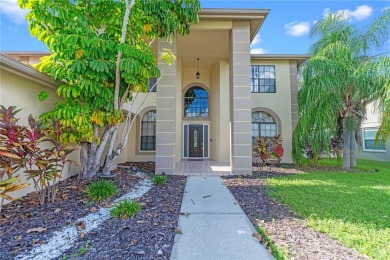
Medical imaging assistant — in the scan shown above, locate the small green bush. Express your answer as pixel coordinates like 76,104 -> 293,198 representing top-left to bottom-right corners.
86,179 -> 118,202
151,175 -> 167,185
110,199 -> 140,219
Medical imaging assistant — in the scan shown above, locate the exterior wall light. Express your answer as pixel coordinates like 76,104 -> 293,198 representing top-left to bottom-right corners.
196,58 -> 200,79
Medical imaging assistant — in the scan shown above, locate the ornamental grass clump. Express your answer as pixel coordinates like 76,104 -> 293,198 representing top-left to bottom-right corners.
110,199 -> 140,219
86,179 -> 118,202
151,175 -> 167,185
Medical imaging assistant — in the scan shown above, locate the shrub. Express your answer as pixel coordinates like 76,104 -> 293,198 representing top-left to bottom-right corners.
86,179 -> 118,202
151,175 -> 167,185
24,116 -> 75,204
0,106 -> 74,209
330,137 -> 343,163
252,135 -> 284,164
110,199 -> 140,219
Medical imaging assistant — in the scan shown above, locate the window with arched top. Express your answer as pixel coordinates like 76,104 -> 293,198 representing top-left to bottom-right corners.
140,110 -> 156,151
251,111 -> 277,141
184,86 -> 209,118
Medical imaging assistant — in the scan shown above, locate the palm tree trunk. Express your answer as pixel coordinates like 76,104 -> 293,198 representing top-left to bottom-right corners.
342,117 -> 351,171
350,128 -> 357,168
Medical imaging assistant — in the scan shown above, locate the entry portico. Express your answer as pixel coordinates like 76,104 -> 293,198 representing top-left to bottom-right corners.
109,8 -> 307,175
154,9 -> 269,175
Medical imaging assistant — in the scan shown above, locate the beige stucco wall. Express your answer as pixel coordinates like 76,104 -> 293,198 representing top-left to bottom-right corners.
5,55 -> 43,65
100,29 -> 299,168
210,59 -> 230,162
0,68 -> 80,203
123,55 -> 231,164
175,59 -> 182,162
117,92 -> 157,163
219,60 -> 231,162
116,58 -> 297,165
358,102 -> 390,161
210,61 -> 220,161
361,102 -> 382,128
250,59 -> 294,163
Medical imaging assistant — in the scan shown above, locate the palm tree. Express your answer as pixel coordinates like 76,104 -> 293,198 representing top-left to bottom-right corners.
293,10 -> 390,171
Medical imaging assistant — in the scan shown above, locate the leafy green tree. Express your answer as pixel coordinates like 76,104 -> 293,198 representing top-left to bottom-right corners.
20,0 -> 201,178
293,10 -> 390,171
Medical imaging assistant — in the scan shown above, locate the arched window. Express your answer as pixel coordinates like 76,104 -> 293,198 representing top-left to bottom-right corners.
251,111 -> 277,141
141,110 -> 156,151
184,86 -> 209,118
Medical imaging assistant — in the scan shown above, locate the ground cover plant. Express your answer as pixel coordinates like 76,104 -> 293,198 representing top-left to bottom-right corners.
110,199 -> 140,219
0,169 -> 141,259
152,175 -> 167,185
266,159 -> 390,260
60,175 -> 187,259
86,179 -> 118,202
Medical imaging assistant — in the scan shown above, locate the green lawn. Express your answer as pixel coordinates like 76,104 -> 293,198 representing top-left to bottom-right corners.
266,159 -> 390,260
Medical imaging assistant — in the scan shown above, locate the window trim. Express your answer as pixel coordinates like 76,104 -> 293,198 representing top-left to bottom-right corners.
362,128 -> 386,153
252,122 -> 277,138
136,106 -> 157,155
251,108 -> 282,136
182,84 -> 210,120
251,65 -> 276,93
147,78 -> 157,92
251,111 -> 278,141
140,110 -> 156,151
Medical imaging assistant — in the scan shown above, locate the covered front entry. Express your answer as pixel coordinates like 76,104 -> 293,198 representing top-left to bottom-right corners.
154,10 -> 263,175
183,124 -> 209,159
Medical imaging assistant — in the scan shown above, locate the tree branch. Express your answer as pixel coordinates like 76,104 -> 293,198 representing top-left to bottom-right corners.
120,70 -> 162,151
114,0 -> 136,111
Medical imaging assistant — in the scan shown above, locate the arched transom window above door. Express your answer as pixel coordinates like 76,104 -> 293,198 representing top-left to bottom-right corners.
184,86 -> 209,118
251,111 -> 277,139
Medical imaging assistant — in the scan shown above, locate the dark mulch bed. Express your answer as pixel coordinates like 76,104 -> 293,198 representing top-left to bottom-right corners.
0,169 -> 141,259
118,161 -> 156,174
251,166 -> 305,177
223,170 -> 368,260
59,176 -> 187,260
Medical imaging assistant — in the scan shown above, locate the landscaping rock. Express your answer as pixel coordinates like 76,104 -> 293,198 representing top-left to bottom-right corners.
0,169 -> 141,259
59,176 -> 186,260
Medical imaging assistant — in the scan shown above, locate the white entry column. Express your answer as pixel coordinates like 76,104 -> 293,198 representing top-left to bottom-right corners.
155,38 -> 177,175
229,21 -> 252,175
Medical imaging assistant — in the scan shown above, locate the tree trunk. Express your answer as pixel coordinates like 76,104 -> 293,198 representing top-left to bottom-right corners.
79,126 -> 116,179
102,143 -> 125,174
342,117 -> 351,171
350,128 -> 357,168
80,143 -> 100,179
0,198 -> 4,213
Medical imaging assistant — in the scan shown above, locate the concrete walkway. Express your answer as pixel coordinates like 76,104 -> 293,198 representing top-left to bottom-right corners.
171,176 -> 274,260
